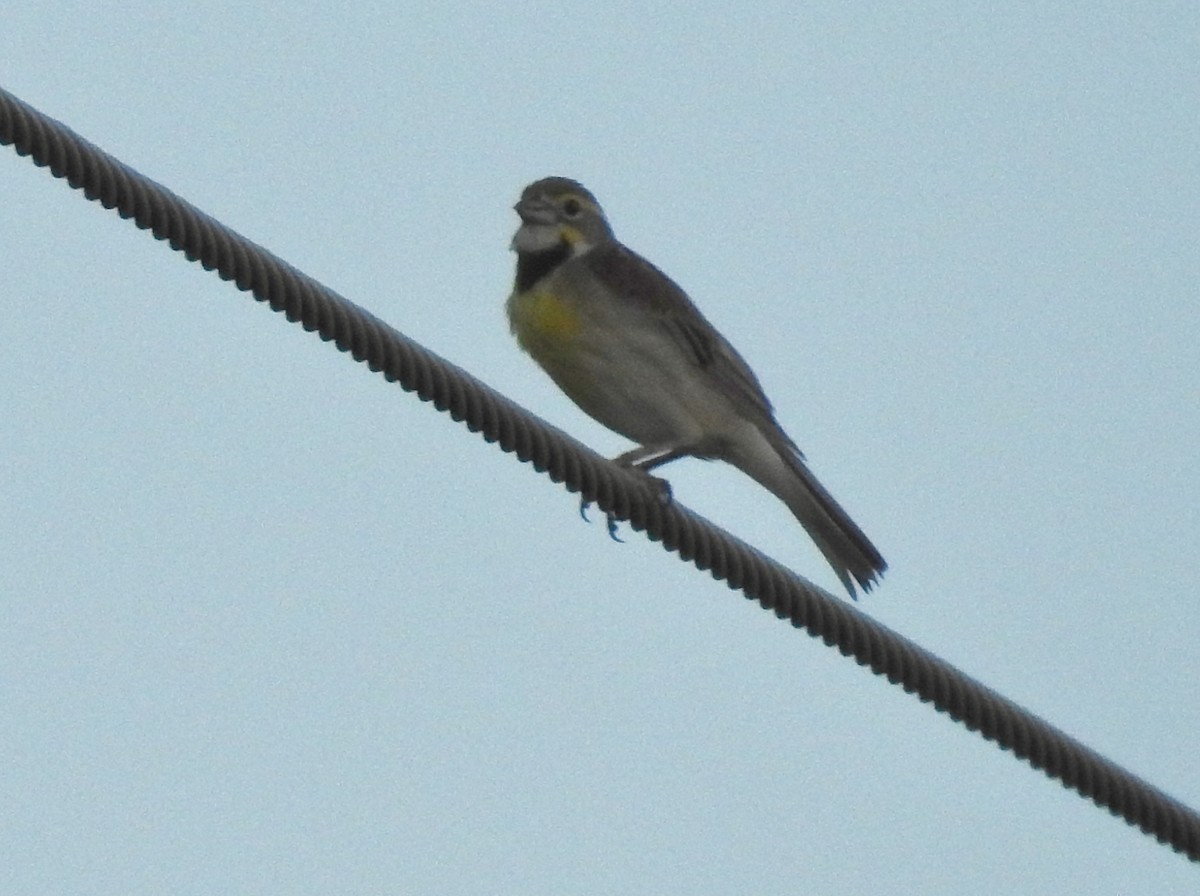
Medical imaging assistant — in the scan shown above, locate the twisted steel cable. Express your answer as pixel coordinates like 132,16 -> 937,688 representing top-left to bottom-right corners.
3,84 -> 1197,861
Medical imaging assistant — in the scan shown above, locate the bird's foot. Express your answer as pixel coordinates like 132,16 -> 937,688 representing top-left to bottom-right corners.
638,471 -> 673,507
579,496 -> 624,542
578,468 -> 671,542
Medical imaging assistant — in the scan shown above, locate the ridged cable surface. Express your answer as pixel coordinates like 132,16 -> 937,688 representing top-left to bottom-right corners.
3,85 -> 1198,862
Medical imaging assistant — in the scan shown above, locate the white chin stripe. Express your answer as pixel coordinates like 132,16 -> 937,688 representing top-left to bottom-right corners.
511,224 -> 563,253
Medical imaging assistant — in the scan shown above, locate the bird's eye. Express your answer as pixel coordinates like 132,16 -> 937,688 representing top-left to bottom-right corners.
562,197 -> 583,218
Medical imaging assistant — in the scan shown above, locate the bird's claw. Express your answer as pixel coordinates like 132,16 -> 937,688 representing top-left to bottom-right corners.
579,497 -> 624,542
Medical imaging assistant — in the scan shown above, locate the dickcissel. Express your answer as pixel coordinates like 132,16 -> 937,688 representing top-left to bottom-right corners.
507,176 -> 886,596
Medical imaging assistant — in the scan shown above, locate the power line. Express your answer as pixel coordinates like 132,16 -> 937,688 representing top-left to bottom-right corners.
2,84 -> 1197,863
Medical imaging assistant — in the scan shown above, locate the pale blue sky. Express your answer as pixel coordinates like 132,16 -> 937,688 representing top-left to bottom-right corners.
2,3 -> 1198,893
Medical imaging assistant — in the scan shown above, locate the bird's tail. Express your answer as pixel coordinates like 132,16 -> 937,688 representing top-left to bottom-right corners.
729,430 -> 886,598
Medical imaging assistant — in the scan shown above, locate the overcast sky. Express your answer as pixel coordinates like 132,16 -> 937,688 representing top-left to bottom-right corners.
3,3 -> 1198,893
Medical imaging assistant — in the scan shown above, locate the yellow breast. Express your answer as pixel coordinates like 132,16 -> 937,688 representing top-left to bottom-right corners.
508,288 -> 583,360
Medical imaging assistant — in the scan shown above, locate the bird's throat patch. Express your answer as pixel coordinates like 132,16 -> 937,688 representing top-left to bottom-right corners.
515,243 -> 571,292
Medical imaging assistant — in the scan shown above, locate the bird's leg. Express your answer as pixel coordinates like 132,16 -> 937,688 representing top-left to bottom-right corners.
612,444 -> 689,471
615,444 -> 687,507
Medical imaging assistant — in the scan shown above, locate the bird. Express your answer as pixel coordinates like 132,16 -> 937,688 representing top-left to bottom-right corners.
506,176 -> 886,597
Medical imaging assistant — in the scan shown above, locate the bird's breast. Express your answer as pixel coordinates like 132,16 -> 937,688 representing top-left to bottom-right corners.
507,288 -> 583,361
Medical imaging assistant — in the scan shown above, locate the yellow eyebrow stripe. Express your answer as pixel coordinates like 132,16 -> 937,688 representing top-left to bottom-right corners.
558,224 -> 586,245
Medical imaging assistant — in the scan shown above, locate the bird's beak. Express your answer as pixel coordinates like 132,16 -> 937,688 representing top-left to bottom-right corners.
510,197 -> 561,252
513,197 -> 556,226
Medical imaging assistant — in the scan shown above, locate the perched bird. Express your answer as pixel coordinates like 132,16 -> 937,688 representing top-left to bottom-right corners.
507,176 -> 886,597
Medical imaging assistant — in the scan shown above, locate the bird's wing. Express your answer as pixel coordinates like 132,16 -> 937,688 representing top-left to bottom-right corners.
584,243 -> 800,453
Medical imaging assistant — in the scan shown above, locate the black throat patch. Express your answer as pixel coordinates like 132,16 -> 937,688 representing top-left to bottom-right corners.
514,242 -> 572,292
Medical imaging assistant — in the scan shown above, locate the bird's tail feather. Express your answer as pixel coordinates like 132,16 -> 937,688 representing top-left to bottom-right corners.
730,433 -> 886,598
